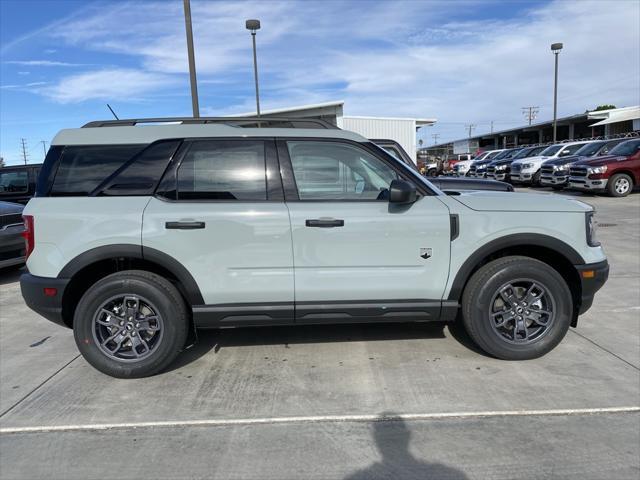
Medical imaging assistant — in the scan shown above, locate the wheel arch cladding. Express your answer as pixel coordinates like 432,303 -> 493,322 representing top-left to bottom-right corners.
448,234 -> 583,326
58,244 -> 203,327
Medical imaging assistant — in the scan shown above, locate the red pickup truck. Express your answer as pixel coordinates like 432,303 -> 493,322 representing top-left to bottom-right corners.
569,138 -> 640,197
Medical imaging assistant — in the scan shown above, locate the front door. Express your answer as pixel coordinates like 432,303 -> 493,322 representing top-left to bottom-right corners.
281,140 -> 451,323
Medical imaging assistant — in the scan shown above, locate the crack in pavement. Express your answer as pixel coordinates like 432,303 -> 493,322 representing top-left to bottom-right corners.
0,354 -> 81,419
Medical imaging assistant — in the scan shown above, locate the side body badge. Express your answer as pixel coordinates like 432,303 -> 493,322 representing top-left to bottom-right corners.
420,247 -> 433,259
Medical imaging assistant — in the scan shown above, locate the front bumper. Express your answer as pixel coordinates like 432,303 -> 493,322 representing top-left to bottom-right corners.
20,274 -> 70,328
540,174 -> 569,186
511,172 -> 535,183
569,177 -> 608,191
575,260 -> 609,317
486,172 -> 508,181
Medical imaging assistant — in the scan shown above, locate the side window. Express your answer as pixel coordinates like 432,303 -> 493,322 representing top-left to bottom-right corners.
287,141 -> 398,200
176,140 -> 266,200
0,170 -> 28,194
51,145 -> 145,196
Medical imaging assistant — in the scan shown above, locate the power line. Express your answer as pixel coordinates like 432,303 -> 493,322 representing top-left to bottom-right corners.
464,124 -> 476,138
521,106 -> 540,125
20,138 -> 29,165
431,133 -> 440,144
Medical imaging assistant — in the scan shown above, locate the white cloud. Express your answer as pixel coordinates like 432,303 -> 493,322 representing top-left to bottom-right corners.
6,60 -> 89,67
38,69 -> 177,103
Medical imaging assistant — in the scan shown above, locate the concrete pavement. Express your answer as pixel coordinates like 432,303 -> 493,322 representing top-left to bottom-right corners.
0,190 -> 638,479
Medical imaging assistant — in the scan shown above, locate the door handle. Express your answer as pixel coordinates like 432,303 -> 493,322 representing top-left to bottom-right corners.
165,221 -> 206,230
305,218 -> 344,228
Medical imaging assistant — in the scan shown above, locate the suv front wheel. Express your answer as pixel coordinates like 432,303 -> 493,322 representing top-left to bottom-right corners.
462,256 -> 572,360
73,270 -> 189,378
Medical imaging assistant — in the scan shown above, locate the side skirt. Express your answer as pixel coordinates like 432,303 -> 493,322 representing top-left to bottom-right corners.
192,300 -> 460,329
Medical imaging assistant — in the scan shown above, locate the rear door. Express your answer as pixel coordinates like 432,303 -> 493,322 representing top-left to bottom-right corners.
142,138 -> 295,325
280,139 -> 452,323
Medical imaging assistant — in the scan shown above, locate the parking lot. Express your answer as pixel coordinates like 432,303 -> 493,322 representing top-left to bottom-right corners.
0,189 -> 638,480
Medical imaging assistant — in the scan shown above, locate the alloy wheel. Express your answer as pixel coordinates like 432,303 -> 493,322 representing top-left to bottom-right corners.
489,279 -> 556,345
92,294 -> 164,362
614,177 -> 630,195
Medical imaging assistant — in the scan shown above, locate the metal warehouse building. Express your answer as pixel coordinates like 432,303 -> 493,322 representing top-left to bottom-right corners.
239,100 -> 436,163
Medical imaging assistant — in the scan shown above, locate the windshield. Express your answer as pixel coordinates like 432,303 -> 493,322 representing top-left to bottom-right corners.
608,139 -> 640,156
561,143 -> 588,156
540,144 -> 563,156
485,150 -> 503,159
511,148 -> 535,159
382,146 -> 401,161
492,150 -> 511,160
502,148 -> 523,159
574,141 -> 605,157
525,146 -> 547,157
473,151 -> 489,161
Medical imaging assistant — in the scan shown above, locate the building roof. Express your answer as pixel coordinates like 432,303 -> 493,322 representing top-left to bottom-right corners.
588,106 -> 640,126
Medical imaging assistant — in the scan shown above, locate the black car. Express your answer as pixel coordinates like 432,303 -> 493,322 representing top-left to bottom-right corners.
0,164 -> 42,204
468,148 -> 523,178
540,138 -> 631,189
0,201 -> 25,269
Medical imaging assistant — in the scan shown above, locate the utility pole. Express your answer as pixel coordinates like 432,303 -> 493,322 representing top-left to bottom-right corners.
465,124 -> 476,138
183,0 -> 200,118
20,138 -> 29,165
490,121 -> 494,134
431,133 -> 440,144
40,140 -> 48,158
521,106 -> 539,125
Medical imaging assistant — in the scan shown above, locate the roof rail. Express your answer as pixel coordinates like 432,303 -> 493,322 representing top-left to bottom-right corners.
82,116 -> 339,129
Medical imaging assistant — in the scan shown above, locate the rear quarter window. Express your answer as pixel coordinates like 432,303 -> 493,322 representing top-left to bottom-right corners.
51,145 -> 145,196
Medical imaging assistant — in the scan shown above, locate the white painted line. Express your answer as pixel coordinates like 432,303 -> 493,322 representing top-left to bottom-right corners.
1,406 -> 639,434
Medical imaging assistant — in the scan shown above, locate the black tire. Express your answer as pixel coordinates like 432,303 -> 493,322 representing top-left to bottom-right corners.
606,173 -> 633,197
427,168 -> 438,177
461,256 -> 572,360
531,171 -> 542,187
73,270 -> 189,378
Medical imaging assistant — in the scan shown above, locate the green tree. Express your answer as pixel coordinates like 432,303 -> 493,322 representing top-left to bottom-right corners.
591,104 -> 617,112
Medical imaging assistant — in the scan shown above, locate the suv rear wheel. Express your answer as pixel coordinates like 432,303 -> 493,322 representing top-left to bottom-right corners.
73,270 -> 189,378
607,173 -> 633,197
462,256 -> 572,360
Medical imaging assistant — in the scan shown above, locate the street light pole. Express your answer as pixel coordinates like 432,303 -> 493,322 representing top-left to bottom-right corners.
246,19 -> 261,118
183,0 -> 200,118
551,42 -> 563,142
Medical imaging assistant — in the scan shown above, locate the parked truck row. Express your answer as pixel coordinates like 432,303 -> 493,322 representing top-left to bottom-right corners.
448,133 -> 640,197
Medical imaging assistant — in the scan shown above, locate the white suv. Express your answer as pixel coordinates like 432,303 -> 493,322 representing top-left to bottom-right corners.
510,141 -> 591,186
21,118 -> 609,377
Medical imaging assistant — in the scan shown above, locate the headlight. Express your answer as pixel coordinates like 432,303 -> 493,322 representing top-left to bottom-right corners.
588,166 -> 607,174
522,163 -> 534,169
458,164 -> 468,171
553,164 -> 569,171
495,164 -> 507,171
586,211 -> 600,247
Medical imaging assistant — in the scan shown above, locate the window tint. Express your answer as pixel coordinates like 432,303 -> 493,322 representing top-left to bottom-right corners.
608,139 -> 640,156
0,170 -> 28,194
98,140 -> 181,196
176,140 -> 266,200
51,145 -> 144,196
287,141 -> 398,200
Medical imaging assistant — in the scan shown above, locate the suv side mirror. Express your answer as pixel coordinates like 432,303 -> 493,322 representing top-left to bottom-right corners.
389,179 -> 417,204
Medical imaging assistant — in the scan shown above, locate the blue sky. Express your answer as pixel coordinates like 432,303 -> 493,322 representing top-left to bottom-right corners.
1,0 -> 639,165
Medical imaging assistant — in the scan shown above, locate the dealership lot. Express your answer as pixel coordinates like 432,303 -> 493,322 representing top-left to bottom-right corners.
1,189 -> 638,479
